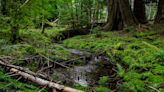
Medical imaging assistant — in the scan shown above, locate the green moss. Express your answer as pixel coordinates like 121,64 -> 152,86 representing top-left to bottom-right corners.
62,28 -> 164,91
0,26 -> 163,91
98,76 -> 110,86
95,86 -> 111,92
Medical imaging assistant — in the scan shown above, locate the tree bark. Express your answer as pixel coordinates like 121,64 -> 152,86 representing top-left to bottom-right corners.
155,0 -> 164,24
134,0 -> 148,24
104,0 -> 138,31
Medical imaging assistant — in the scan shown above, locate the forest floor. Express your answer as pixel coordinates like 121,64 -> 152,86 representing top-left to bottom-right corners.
0,25 -> 163,92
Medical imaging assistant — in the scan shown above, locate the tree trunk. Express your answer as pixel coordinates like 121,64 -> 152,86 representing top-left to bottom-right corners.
0,0 -> 7,15
154,0 -> 164,24
134,0 -> 148,24
104,0 -> 137,31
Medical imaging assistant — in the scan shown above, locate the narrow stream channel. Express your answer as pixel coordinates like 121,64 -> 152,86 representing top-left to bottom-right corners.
54,48 -> 111,87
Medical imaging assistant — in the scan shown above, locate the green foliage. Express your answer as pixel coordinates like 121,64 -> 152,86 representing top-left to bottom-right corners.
93,76 -> 111,92
155,50 -> 164,62
98,76 -> 110,86
95,86 -> 111,92
117,64 -> 125,77
0,70 -> 43,91
0,0 -> 56,27
63,29 -> 164,92
73,84 -> 89,92
57,0 -> 106,28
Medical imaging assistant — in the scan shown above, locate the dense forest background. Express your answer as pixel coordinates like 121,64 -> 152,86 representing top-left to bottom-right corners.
0,0 -> 163,92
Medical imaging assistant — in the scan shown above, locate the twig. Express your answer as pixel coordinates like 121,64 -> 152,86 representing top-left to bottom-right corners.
20,0 -> 30,8
37,65 -> 53,73
142,41 -> 160,51
39,54 -> 70,68
147,85 -> 160,92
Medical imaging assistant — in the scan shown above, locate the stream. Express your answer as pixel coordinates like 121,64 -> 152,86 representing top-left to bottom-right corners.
53,48 -> 111,87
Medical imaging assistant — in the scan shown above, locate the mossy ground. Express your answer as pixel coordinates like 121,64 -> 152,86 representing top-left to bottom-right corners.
0,28 -> 72,91
62,26 -> 164,92
0,26 -> 163,91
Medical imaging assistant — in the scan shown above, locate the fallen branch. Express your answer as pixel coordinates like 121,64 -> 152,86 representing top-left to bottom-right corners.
39,54 -> 70,68
19,54 -> 70,68
0,60 -> 83,92
0,60 -> 47,79
10,68 -> 83,92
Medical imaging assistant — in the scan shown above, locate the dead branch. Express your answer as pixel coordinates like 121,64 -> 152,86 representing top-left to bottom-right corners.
19,54 -> 69,68
10,68 -> 83,92
0,60 -> 47,79
39,54 -> 70,68
0,60 -> 83,92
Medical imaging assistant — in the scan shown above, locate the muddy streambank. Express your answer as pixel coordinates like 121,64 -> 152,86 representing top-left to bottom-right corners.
14,47 -> 120,90
53,49 -> 119,90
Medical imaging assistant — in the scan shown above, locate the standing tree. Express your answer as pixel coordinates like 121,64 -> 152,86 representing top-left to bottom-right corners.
155,0 -> 164,24
104,0 -> 138,31
133,0 -> 148,24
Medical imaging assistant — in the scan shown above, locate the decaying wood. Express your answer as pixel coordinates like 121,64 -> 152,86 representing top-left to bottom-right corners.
0,60 -> 48,79
0,60 -> 83,92
10,68 -> 83,92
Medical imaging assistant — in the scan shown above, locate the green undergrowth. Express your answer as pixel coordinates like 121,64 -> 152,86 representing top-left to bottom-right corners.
0,26 -> 163,91
0,28 -> 73,91
0,28 -> 72,60
0,70 -> 44,92
63,28 -> 164,91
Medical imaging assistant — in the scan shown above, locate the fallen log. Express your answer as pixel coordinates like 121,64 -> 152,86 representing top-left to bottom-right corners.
0,60 -> 83,92
10,68 -> 83,92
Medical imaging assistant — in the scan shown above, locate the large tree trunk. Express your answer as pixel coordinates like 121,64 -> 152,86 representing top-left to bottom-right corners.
104,0 -> 137,31
133,0 -> 148,24
154,0 -> 164,24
